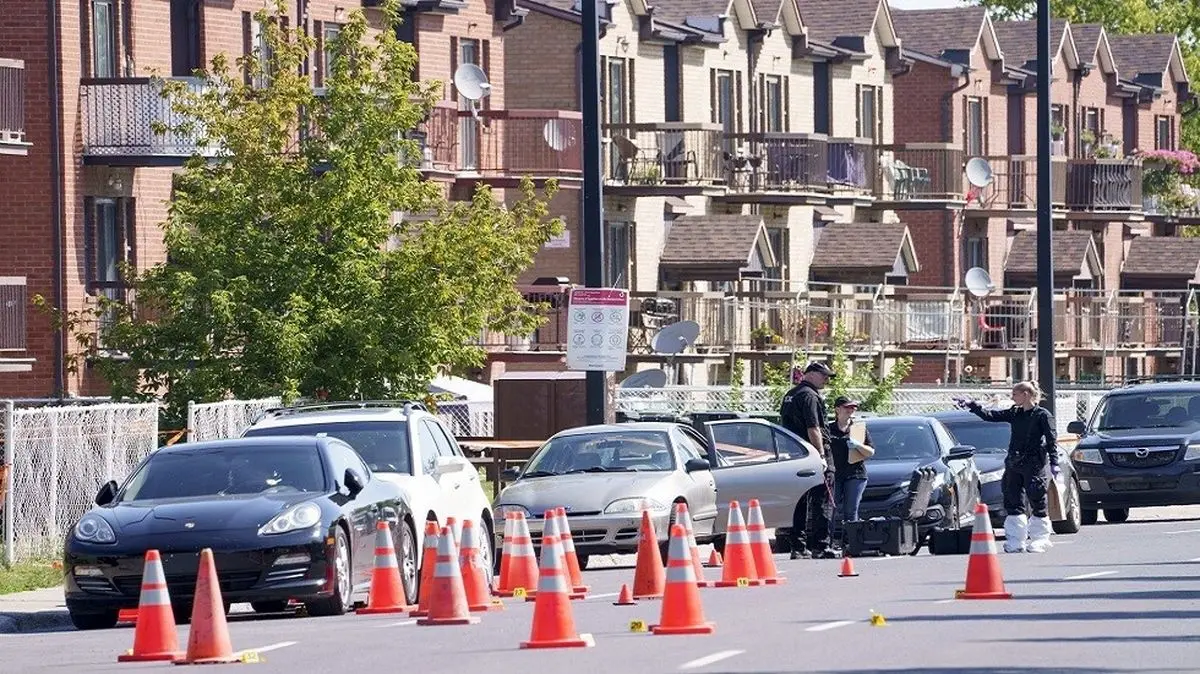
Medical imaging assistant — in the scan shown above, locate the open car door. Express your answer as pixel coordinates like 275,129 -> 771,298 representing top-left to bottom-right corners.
700,419 -> 825,534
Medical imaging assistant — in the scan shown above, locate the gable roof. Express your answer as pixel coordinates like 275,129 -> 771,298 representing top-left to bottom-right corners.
1107,33 -> 1189,87
992,18 -> 1079,73
1122,237 -> 1200,279
889,5 -> 990,66
1004,230 -> 1101,279
810,222 -> 919,272
649,0 -> 760,33
659,214 -> 776,282
798,0 -> 898,52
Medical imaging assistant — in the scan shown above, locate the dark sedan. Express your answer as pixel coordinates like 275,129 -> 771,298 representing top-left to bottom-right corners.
858,416 -> 982,538
64,436 -> 414,630
931,409 -> 1082,535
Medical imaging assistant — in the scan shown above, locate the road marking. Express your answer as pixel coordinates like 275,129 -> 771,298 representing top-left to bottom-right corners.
679,650 -> 744,670
1063,570 -> 1117,581
586,592 -> 619,600
377,619 -> 417,628
241,641 -> 297,655
1165,528 -> 1200,535
1189,556 -> 1200,562
805,620 -> 857,632
933,598 -> 956,604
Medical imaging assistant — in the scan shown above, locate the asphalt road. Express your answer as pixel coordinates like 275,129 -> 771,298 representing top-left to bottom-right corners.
6,508 -> 1200,673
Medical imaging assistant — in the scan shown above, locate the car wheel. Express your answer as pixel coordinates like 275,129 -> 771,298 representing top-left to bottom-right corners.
69,609 -> 118,630
1103,507 -> 1130,524
1052,479 -> 1082,535
659,504 -> 681,559
396,520 -> 419,606
172,602 -> 193,625
576,553 -> 590,570
476,517 -> 494,592
251,601 -> 289,614
1081,508 -> 1099,526
306,526 -> 352,617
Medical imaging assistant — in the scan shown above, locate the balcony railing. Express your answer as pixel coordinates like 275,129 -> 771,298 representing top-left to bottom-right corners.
460,109 -> 583,179
965,155 -> 1067,210
80,77 -> 215,162
602,123 -> 725,187
0,58 -> 27,153
724,132 -> 828,192
0,277 -> 27,351
874,144 -> 964,201
1064,159 -> 1143,211
826,138 -> 875,192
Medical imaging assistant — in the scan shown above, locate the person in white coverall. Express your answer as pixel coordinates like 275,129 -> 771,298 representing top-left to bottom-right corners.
954,381 -> 1059,553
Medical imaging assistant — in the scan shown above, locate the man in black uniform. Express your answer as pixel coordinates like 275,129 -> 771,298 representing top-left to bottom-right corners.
779,361 -> 837,559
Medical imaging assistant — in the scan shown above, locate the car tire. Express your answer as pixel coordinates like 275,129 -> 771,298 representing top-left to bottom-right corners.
1052,479 -> 1083,535
1081,508 -> 1099,526
251,601 -> 289,614
659,503 -> 681,559
396,520 -> 419,606
1103,507 -> 1130,524
172,602 -> 193,625
306,526 -> 352,617
575,553 -> 590,571
476,516 -> 494,593
69,609 -> 118,631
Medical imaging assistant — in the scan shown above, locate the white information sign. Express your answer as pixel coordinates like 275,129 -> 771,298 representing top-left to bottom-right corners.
565,288 -> 630,371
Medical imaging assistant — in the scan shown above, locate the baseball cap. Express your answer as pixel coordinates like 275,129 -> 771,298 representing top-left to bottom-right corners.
805,361 -> 836,378
833,395 -> 859,408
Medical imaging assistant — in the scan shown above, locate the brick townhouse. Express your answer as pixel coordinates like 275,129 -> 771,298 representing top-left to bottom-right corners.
0,0 -> 581,398
0,55 -> 31,382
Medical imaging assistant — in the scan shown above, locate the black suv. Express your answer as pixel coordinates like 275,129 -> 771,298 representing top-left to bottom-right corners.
1068,381 -> 1200,524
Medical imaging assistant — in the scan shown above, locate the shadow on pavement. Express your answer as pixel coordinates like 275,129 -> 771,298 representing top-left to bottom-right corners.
989,635 -> 1200,645
868,609 -> 1200,623
1006,575 -> 1200,584
800,669 -> 1189,674
1009,590 -> 1200,601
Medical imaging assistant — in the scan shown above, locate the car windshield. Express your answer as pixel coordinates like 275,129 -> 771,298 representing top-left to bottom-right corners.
119,444 -> 328,502
940,419 -> 1009,454
1093,392 -> 1200,431
522,431 -> 675,475
862,420 -> 941,461
245,421 -> 411,474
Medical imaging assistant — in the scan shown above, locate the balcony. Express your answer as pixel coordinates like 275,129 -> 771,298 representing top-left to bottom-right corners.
81,77 -> 215,166
964,155 -> 1067,211
457,109 -> 583,182
0,59 -> 28,155
874,144 -> 965,206
1064,158 -> 1143,212
0,277 -> 27,352
724,133 -> 828,193
602,123 -> 725,189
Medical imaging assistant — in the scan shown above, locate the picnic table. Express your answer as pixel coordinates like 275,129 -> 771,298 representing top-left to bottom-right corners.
458,439 -> 543,499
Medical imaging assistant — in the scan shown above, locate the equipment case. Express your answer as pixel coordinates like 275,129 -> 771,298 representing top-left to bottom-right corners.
844,466 -> 938,557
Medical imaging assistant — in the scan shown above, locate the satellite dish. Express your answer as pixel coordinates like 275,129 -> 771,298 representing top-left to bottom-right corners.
964,266 -> 995,298
543,119 -> 574,152
964,157 -> 994,188
620,369 -> 668,389
651,320 -> 700,355
453,63 -> 492,101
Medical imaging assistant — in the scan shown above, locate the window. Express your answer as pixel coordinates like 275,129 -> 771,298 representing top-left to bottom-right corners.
712,69 -> 739,133
965,237 -> 986,270
170,0 -> 203,77
603,57 -> 631,125
671,429 -> 705,462
327,442 -> 371,491
457,37 -> 482,170
422,419 -> 457,458
1051,104 -> 1068,152
84,197 -> 135,302
91,0 -> 118,78
603,221 -> 630,288
932,422 -> 957,454
1081,107 -> 1102,155
857,84 -> 881,142
1156,115 -> 1175,150
764,227 -> 787,282
322,23 -> 342,83
965,97 -> 985,156
242,13 -> 282,88
760,75 -> 785,133
710,423 -> 777,465
415,421 -> 442,473
663,45 -> 681,122
120,445 -> 328,501
242,420 -> 412,475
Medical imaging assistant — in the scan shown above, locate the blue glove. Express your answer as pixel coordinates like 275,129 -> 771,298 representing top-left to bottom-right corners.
952,396 -> 975,410
1050,464 -> 1061,479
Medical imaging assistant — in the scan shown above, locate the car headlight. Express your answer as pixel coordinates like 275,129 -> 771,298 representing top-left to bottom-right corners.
1072,448 -> 1104,464
73,514 -> 116,544
980,470 -> 1004,485
258,502 -> 322,536
494,504 -> 529,519
604,497 -> 668,515
1185,445 -> 1200,461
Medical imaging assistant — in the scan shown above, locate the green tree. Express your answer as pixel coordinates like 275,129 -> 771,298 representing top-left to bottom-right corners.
36,0 -> 562,422
822,322 -> 913,414
978,0 -> 1200,149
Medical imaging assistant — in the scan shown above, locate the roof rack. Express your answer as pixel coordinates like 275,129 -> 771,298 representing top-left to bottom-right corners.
253,400 -> 428,423
1120,375 -> 1200,387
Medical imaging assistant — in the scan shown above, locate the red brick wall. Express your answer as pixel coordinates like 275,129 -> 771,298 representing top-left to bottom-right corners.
906,210 -> 956,287
892,60 -> 948,144
503,10 -> 578,111
906,354 -> 948,384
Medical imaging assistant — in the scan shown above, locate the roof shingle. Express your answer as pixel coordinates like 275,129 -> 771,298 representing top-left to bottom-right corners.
889,6 -> 986,62
1122,237 -> 1200,277
992,18 -> 1069,70
1004,230 -> 1096,275
798,0 -> 881,47
810,222 -> 911,270
660,214 -> 769,266
1107,33 -> 1177,80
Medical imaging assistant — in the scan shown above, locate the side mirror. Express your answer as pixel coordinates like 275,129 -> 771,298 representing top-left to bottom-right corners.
947,445 -> 976,461
684,458 -> 711,472
500,467 -> 520,482
95,480 -> 118,506
434,455 -> 465,473
1067,420 -> 1086,435
344,469 -> 365,497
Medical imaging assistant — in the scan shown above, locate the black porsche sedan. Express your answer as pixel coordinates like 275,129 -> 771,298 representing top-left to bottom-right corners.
64,435 -> 414,630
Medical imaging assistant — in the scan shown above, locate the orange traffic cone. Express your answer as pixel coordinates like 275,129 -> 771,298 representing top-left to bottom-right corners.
706,550 -> 723,568
838,557 -> 859,578
417,525 -> 481,626
494,511 -> 515,594
746,499 -> 784,585
117,550 -> 182,662
446,516 -> 462,546
519,513 -> 595,649
358,521 -> 413,615
410,520 -> 441,617
715,501 -> 762,588
958,504 -> 1013,600
175,548 -> 239,665
631,510 -> 666,599
526,512 -> 565,603
496,512 -> 539,598
651,524 -> 715,635
674,502 -> 710,588
117,608 -> 139,624
555,507 -> 589,598
613,583 -> 636,606
460,519 -> 503,612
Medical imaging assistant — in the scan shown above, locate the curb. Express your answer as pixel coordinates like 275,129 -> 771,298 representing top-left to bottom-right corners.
0,610 -> 74,634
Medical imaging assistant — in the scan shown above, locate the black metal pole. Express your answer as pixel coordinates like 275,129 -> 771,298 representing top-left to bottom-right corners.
1036,0 -> 1056,416
580,0 -> 607,425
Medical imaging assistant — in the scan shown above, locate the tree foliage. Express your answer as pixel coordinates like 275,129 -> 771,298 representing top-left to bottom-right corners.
36,0 -> 562,420
978,0 -> 1200,149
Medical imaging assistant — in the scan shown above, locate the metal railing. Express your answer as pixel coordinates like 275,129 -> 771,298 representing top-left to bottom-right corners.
1064,158 -> 1143,211
965,155 -> 1068,210
80,77 -> 215,159
874,144 -> 964,201
602,123 -> 725,186
0,59 -> 26,148
826,137 -> 875,192
463,109 -> 583,178
0,277 -> 26,351
724,132 -> 828,192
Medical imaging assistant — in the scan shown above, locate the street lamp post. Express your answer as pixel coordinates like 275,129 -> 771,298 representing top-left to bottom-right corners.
1036,0 -> 1056,416
580,0 -> 607,425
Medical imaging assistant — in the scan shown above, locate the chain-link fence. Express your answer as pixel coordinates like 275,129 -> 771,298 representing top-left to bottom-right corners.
2,401 -> 159,563
433,400 -> 494,437
187,398 -> 282,443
